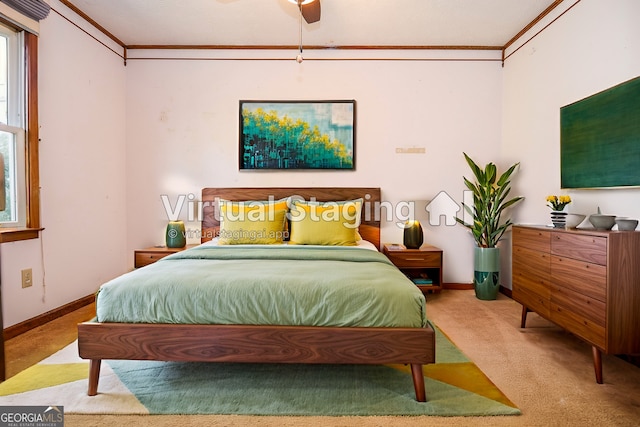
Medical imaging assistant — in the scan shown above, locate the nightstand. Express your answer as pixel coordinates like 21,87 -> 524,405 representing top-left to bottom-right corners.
383,243 -> 443,293
134,245 -> 197,268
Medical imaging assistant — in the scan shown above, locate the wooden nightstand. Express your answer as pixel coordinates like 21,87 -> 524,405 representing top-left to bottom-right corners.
134,245 -> 197,268
383,243 -> 443,293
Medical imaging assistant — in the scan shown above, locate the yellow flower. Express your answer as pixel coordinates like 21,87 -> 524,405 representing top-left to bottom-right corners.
546,195 -> 571,211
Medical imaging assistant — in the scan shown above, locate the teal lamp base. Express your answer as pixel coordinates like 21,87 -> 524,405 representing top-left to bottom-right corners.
403,220 -> 424,249
166,221 -> 186,248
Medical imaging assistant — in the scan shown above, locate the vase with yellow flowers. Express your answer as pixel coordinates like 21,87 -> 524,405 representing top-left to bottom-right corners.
546,195 -> 571,228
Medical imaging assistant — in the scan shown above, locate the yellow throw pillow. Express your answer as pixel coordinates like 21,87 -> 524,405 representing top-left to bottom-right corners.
218,199 -> 288,244
289,199 -> 362,246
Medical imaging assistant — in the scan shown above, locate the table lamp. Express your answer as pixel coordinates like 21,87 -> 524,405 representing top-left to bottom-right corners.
403,220 -> 423,249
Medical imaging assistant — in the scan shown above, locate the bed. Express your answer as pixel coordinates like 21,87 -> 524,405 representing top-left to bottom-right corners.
78,187 -> 436,401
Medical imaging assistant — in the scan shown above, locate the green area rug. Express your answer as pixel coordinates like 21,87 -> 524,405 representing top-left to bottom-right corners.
0,325 -> 520,417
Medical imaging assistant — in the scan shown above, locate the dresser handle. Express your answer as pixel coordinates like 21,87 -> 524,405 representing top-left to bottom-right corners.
405,258 -> 425,261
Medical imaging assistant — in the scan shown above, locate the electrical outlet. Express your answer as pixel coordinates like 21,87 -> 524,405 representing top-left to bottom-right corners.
21,268 -> 33,288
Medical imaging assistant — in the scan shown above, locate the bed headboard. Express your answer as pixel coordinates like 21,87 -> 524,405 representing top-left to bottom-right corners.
201,187 -> 382,249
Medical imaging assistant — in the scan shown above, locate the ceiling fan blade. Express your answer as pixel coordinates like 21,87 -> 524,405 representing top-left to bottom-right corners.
301,0 -> 321,24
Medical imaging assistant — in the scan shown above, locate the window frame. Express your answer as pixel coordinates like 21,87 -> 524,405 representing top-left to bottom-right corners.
0,22 -> 26,226
0,25 -> 40,242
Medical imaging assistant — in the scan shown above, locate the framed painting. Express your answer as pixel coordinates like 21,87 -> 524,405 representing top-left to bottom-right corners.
239,100 -> 355,170
560,75 -> 640,188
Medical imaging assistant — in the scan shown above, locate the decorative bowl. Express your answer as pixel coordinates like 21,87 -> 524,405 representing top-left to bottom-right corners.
615,218 -> 638,231
588,214 -> 616,230
565,213 -> 586,229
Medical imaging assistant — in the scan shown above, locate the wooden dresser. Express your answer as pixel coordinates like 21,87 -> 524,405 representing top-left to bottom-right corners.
512,225 -> 640,383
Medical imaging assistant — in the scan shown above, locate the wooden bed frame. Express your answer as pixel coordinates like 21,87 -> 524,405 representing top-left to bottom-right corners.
78,187 -> 436,401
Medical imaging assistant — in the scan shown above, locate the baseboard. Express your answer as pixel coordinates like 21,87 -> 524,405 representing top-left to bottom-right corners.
441,283 -> 513,297
3,294 -> 95,340
500,286 -> 513,298
442,283 -> 474,290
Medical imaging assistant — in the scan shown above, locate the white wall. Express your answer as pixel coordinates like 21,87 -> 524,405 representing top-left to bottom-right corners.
501,0 -> 640,288
124,49 -> 504,284
0,1 -> 127,327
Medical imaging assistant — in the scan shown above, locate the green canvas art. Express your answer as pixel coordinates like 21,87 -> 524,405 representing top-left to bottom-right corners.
240,101 -> 355,170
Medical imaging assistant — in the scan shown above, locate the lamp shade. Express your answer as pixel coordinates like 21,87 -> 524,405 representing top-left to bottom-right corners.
165,220 -> 186,248
403,220 -> 423,249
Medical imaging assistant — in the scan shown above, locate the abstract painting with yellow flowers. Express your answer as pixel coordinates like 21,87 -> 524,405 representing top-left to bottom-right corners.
240,100 -> 355,170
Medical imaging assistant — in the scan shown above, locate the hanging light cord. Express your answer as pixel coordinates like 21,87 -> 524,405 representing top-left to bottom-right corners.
296,2 -> 304,63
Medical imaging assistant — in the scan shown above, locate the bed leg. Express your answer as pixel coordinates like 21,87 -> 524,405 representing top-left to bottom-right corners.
87,359 -> 102,396
410,363 -> 426,402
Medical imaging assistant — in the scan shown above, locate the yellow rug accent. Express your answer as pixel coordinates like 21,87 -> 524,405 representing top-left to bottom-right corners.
389,362 -> 516,408
0,363 -> 88,396
423,362 -> 517,408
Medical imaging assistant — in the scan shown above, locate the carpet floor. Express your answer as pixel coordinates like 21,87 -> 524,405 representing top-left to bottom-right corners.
4,289 -> 640,426
0,325 -> 519,417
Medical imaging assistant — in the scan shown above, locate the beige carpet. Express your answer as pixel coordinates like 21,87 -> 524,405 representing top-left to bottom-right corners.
39,290 -> 640,426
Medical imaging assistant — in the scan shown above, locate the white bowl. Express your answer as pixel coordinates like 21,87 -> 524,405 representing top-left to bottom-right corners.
589,214 -> 616,230
615,218 -> 638,231
565,213 -> 586,229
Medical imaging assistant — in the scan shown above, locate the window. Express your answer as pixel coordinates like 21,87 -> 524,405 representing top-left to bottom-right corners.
0,22 -> 26,227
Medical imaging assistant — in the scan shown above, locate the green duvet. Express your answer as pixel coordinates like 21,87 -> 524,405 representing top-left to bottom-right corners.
96,245 -> 427,328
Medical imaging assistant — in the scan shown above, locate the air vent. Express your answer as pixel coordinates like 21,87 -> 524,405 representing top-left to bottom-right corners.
1,0 -> 51,21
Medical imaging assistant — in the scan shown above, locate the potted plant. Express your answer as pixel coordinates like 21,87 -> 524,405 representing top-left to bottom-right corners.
456,152 -> 524,300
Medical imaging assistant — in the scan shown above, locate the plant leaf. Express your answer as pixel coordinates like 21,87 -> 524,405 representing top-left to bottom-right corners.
456,153 -> 524,248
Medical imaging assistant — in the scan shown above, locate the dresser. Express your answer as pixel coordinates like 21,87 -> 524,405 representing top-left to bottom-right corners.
512,225 -> 640,383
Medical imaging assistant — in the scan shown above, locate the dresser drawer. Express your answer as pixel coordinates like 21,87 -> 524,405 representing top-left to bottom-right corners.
550,302 -> 605,349
514,286 -> 551,319
551,285 -> 605,328
513,270 -> 551,300
135,251 -> 172,267
513,246 -> 551,278
385,252 -> 441,268
513,226 -> 550,252
551,233 -> 607,265
551,256 -> 606,302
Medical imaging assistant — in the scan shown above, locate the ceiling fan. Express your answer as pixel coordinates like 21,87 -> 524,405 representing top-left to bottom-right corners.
287,0 -> 321,24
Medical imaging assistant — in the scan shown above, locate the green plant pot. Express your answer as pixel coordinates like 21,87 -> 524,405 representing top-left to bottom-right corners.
473,247 -> 500,300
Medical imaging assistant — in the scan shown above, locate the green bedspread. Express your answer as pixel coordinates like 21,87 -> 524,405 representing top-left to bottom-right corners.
95,245 -> 427,328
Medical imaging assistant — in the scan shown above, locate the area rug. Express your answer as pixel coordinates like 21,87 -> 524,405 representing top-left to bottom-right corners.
0,325 -> 520,417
